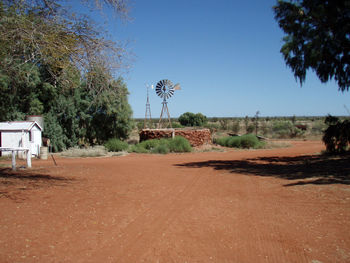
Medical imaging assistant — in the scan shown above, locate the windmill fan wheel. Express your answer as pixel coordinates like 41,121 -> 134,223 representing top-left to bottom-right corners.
155,79 -> 174,99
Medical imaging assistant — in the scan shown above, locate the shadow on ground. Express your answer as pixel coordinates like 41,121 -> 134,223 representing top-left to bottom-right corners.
176,153 -> 350,186
0,168 -> 74,201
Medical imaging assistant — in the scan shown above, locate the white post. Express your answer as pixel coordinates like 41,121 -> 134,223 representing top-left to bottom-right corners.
26,149 -> 31,168
11,150 -> 16,171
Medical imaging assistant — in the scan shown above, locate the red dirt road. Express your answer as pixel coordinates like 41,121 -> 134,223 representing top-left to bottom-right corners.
0,141 -> 350,262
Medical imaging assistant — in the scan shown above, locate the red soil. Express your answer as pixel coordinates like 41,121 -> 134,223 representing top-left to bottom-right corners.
0,140 -> 349,262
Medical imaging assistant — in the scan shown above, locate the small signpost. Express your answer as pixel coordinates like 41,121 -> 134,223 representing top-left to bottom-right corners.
0,147 -> 31,171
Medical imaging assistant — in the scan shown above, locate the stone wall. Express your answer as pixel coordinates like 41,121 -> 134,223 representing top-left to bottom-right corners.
139,128 -> 211,147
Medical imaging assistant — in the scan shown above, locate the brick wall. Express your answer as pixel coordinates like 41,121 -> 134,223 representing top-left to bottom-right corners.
139,128 -> 211,147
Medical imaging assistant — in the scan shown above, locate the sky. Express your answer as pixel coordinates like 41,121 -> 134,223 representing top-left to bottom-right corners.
76,0 -> 350,118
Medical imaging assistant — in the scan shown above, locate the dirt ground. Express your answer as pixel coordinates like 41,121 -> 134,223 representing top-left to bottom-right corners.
0,140 -> 349,263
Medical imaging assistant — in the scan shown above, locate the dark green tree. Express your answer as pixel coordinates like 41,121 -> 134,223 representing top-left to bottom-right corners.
322,115 -> 350,153
273,0 -> 350,91
178,112 -> 207,127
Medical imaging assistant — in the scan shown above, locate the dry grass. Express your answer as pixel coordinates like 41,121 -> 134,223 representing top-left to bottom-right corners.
61,146 -> 107,158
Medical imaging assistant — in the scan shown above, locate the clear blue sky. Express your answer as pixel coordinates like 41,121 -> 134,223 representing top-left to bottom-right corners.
78,0 -> 350,118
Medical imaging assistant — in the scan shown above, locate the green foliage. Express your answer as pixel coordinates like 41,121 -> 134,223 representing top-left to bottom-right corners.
0,1 -> 133,152
43,111 -> 66,152
151,144 -> 170,154
273,1 -> 349,91
130,136 -> 192,154
322,116 -> 350,153
231,120 -> 240,134
246,124 -> 255,134
240,134 -> 261,148
171,122 -> 184,128
168,136 -> 192,152
272,120 -> 305,138
204,123 -> 220,133
105,138 -> 129,152
272,121 -> 293,138
215,134 -> 264,149
178,112 -> 207,127
219,119 -> 229,130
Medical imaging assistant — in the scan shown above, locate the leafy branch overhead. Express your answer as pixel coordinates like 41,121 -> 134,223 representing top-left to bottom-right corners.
0,0 -> 129,91
0,0 -> 134,151
273,0 -> 350,91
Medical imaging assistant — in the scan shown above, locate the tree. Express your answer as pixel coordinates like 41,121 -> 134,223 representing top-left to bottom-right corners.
178,112 -> 207,127
322,115 -> 350,153
273,0 -> 350,91
0,0 -> 129,95
0,0 -> 134,151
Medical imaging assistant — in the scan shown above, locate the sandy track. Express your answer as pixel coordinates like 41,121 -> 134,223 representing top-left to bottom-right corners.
0,140 -> 349,262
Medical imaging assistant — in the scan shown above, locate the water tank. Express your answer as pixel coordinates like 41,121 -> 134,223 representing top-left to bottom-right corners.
26,115 -> 44,131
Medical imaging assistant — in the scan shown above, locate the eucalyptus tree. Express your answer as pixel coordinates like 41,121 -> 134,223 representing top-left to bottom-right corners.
273,0 -> 349,91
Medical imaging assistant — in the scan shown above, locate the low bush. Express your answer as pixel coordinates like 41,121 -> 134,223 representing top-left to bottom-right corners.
129,136 -> 192,154
151,144 -> 170,154
171,122 -> 184,128
215,134 -> 264,149
271,120 -> 305,138
104,138 -> 129,152
169,136 -> 192,152
240,134 -> 260,148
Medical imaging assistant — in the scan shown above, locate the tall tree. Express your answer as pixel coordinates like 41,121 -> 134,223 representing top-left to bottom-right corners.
273,0 -> 350,91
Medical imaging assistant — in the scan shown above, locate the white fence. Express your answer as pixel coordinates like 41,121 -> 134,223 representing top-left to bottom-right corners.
0,147 -> 31,171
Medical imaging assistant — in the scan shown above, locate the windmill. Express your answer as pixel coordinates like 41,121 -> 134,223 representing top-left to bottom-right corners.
155,79 -> 181,128
144,84 -> 153,128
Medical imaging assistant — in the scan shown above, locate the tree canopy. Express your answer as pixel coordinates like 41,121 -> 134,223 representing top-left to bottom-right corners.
273,0 -> 350,91
178,112 -> 208,127
0,0 -> 133,151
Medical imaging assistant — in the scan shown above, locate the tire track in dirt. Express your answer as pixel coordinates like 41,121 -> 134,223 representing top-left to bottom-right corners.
90,165 -> 211,262
242,175 -> 310,263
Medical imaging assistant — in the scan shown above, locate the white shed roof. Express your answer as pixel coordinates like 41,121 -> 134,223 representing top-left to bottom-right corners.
0,121 -> 43,131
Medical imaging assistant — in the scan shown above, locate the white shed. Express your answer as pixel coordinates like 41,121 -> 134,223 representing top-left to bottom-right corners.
0,121 -> 43,157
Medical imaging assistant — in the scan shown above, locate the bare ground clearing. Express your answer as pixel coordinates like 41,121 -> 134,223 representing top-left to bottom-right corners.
0,140 -> 349,262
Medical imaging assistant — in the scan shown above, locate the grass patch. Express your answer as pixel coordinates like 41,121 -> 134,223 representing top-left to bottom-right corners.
129,136 -> 192,154
105,138 -> 129,152
214,134 -> 265,149
61,146 -> 107,158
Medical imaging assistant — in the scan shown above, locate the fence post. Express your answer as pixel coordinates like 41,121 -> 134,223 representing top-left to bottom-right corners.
26,149 -> 31,168
11,150 -> 16,171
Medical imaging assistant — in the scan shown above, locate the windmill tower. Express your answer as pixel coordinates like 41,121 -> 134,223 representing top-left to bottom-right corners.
155,79 -> 181,129
144,84 -> 153,129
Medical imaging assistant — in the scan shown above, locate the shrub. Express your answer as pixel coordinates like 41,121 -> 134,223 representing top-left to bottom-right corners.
104,138 -> 129,152
219,119 -> 229,130
139,139 -> 160,150
323,116 -> 350,153
240,134 -> 260,148
215,134 -> 264,149
129,144 -> 148,153
204,123 -> 220,133
129,136 -> 192,154
231,120 -> 240,134
227,136 -> 241,148
151,144 -> 170,154
272,121 -> 293,138
214,136 -> 230,146
171,122 -> 184,128
246,124 -> 255,134
169,136 -> 192,152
